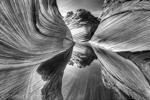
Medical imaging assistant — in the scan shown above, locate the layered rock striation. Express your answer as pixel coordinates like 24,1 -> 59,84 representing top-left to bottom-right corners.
90,0 -> 150,100
64,9 -> 100,42
0,0 -> 74,99
1,0 -> 150,100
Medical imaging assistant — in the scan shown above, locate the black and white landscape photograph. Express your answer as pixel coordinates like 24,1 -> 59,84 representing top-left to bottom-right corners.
0,0 -> 150,100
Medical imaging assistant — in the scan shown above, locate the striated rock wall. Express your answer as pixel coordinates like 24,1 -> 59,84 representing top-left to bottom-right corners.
1,0 -> 150,99
0,0 -> 74,99
90,0 -> 150,100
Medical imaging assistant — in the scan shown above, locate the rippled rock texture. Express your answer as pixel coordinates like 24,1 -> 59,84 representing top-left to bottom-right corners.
0,0 -> 74,99
90,0 -> 150,100
1,0 -> 150,100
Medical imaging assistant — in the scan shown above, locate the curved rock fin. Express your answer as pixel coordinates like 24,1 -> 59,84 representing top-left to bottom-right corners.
91,45 -> 150,100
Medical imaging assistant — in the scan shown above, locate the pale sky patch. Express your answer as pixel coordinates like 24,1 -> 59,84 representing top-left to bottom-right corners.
57,0 -> 104,17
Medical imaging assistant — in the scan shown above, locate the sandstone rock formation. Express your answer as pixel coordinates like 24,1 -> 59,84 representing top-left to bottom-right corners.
64,9 -> 99,68
90,0 -> 150,99
64,9 -> 100,42
0,0 -> 74,99
1,0 -> 150,100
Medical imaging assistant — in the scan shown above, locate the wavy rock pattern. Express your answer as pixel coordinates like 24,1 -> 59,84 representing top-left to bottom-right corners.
91,1 -> 150,52
118,51 -> 150,85
92,46 -> 150,100
1,0 -> 150,100
0,0 -> 74,100
90,0 -> 150,100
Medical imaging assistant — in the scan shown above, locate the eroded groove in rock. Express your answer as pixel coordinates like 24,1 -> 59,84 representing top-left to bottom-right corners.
0,0 -> 74,99
37,46 -> 73,100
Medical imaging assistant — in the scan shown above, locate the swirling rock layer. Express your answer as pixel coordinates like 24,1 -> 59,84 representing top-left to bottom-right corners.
0,0 -> 74,100
1,0 -> 150,99
90,0 -> 150,100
